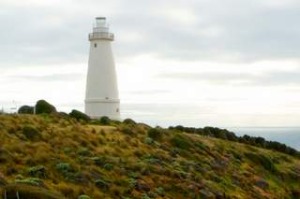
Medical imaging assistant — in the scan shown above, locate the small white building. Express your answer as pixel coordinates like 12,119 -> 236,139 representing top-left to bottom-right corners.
85,17 -> 120,120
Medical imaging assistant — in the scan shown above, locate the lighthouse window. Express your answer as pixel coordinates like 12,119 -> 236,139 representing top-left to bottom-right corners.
94,43 -> 97,48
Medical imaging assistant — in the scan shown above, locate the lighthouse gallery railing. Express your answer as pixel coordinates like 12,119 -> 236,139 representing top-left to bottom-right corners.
89,32 -> 114,41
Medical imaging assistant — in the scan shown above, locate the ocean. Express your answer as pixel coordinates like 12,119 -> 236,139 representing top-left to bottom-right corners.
227,127 -> 300,150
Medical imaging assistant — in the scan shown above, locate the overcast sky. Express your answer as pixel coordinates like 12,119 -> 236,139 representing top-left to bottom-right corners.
1,0 -> 300,127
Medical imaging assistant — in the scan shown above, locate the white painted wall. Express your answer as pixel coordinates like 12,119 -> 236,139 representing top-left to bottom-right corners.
85,18 -> 120,120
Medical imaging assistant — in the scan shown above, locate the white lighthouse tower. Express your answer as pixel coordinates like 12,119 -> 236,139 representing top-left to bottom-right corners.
85,17 -> 120,120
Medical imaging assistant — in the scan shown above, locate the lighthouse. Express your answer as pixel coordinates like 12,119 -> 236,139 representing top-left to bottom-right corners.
85,17 -> 120,120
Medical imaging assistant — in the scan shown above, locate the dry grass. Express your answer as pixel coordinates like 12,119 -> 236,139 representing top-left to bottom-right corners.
0,114 -> 299,199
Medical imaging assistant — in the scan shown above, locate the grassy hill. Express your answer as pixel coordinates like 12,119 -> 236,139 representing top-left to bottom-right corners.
0,113 -> 299,199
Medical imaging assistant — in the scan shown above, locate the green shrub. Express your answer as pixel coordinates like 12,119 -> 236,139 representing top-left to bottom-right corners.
99,116 -> 111,125
128,178 -> 137,189
121,126 -> 135,136
69,109 -> 90,122
103,163 -> 114,171
144,137 -> 154,145
15,177 -> 43,186
78,195 -> 91,199
123,118 -> 137,125
147,128 -> 163,141
155,187 -> 165,196
170,134 -> 191,150
244,152 -> 276,172
55,162 -> 79,181
128,171 -> 139,179
35,100 -> 57,114
143,155 -> 160,164
194,141 -> 207,151
63,147 -> 72,154
56,163 -> 70,170
95,179 -> 109,190
56,162 -> 73,173
18,105 -> 34,114
22,126 -> 40,140
141,193 -> 151,199
28,166 -> 46,178
91,156 -> 106,167
77,147 -> 91,156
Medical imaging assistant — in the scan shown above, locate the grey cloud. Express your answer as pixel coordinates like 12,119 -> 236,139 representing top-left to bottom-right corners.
128,89 -> 171,95
114,0 -> 300,62
8,73 -> 84,82
0,5 -> 91,66
256,71 -> 300,86
1,0 -> 300,67
160,70 -> 300,86
161,72 -> 256,84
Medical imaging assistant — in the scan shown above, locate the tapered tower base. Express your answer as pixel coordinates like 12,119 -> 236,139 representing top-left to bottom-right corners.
85,99 -> 120,120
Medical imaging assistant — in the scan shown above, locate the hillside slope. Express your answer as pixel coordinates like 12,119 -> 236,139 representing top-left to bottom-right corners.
0,114 -> 299,199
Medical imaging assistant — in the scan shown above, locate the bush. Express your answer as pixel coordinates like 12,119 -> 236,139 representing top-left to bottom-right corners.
35,100 -> 57,114
121,126 -> 135,136
28,166 -> 46,178
99,116 -> 111,125
170,134 -> 191,150
142,154 -> 160,164
55,162 -> 77,181
18,105 -> 34,114
91,156 -> 106,167
78,195 -> 91,199
103,163 -> 114,171
22,126 -> 40,141
244,152 -> 276,172
69,109 -> 90,122
141,193 -> 151,199
155,187 -> 165,196
15,177 -> 44,186
77,147 -> 91,156
56,163 -> 72,173
95,179 -> 109,190
148,128 -> 163,141
144,137 -> 154,145
123,118 -> 137,125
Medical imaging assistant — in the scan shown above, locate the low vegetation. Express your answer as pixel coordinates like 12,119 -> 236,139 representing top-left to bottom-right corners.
35,100 -> 57,114
0,100 -> 299,198
169,126 -> 300,157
